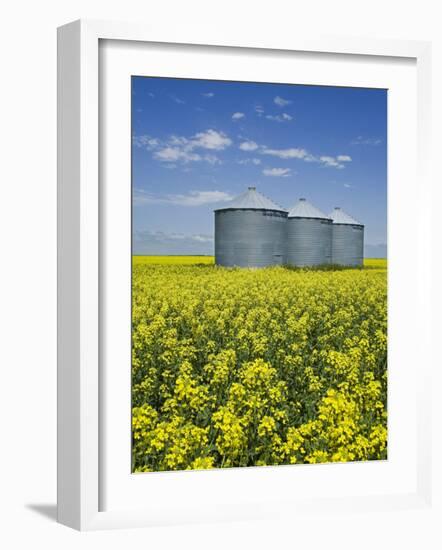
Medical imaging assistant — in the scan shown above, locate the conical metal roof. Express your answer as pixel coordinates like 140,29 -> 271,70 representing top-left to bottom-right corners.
214,187 -> 287,212
329,207 -> 363,226
288,198 -> 330,220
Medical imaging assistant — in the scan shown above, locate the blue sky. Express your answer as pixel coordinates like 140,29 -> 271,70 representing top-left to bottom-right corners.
132,77 -> 387,257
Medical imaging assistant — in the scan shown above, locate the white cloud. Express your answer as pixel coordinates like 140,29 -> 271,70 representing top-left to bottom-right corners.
148,129 -> 231,164
261,147 -> 308,159
255,105 -> 264,116
169,95 -> 185,104
239,140 -> 259,151
274,96 -> 292,107
154,147 -> 202,163
262,167 -> 291,177
168,135 -> 189,146
203,154 -> 223,165
351,136 -> 382,145
265,113 -> 293,122
303,154 -> 318,162
201,92 -> 215,98
344,183 -> 352,188
319,155 -> 351,169
237,158 -> 262,165
133,135 -> 160,150
135,130 -> 349,171
192,234 -> 214,242
232,112 -> 245,120
260,146 -> 350,169
168,190 -> 233,206
134,189 -> 234,207
320,155 -> 341,167
192,129 -> 232,150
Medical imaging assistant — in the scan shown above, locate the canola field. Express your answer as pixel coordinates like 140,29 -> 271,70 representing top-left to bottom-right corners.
132,256 -> 387,472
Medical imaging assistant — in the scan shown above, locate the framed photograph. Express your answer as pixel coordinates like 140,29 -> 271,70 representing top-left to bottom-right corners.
57,19 -> 433,530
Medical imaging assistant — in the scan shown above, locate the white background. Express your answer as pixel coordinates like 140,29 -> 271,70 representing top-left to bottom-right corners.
0,1 -> 441,548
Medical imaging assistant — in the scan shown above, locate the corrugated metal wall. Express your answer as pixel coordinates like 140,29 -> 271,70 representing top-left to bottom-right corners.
286,218 -> 332,266
331,224 -> 364,266
215,209 -> 287,267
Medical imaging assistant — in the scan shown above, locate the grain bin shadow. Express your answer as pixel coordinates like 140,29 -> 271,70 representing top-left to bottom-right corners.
282,263 -> 364,272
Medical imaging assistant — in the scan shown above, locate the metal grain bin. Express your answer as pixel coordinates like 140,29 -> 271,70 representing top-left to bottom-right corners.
286,198 -> 332,266
329,207 -> 364,266
214,187 -> 288,267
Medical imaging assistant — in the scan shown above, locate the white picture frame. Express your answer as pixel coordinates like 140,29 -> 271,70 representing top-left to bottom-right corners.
57,19 -> 433,531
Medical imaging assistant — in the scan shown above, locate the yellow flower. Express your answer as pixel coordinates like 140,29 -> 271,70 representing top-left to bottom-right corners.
131,258 -> 387,471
